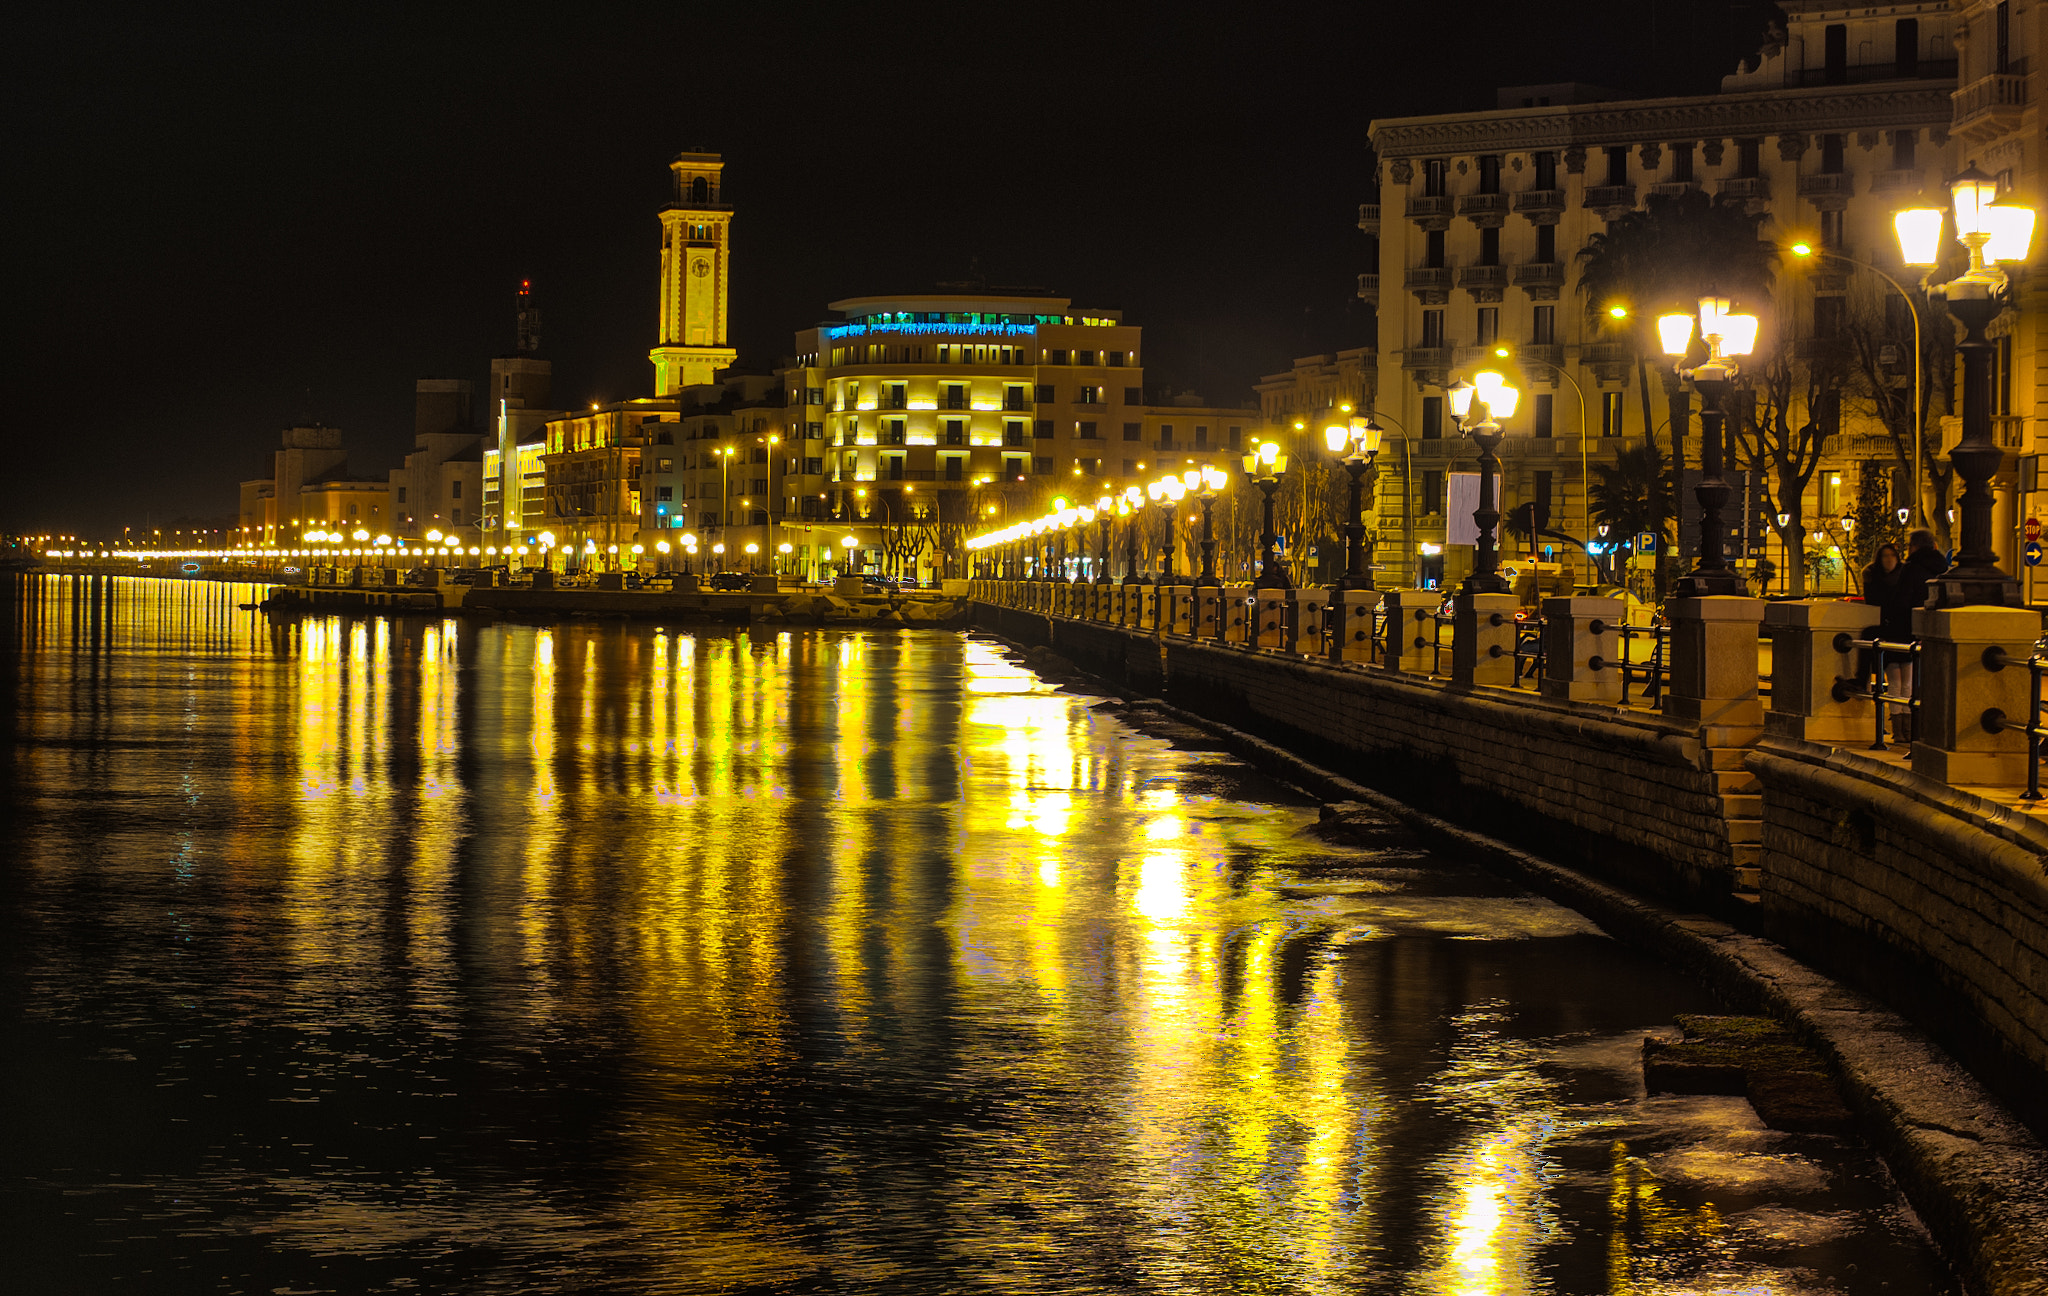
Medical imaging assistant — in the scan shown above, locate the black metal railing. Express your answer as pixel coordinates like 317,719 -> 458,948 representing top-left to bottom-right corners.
1512,613 -> 1545,690
1985,645 -> 2048,799
1605,619 -> 1668,707
1838,631 -> 1921,752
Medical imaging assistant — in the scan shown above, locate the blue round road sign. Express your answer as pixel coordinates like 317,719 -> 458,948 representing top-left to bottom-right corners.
2025,540 -> 2043,567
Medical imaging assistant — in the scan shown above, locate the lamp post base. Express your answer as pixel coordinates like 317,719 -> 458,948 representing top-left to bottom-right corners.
1459,573 -> 1511,596
1928,570 -> 2022,609
1672,569 -> 1749,599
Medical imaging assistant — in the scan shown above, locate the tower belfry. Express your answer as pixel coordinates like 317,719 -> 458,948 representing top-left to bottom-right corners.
651,151 -> 738,395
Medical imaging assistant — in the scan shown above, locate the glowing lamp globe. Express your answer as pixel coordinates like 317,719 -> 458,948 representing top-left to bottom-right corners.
1657,314 -> 1695,357
1894,209 -> 1944,267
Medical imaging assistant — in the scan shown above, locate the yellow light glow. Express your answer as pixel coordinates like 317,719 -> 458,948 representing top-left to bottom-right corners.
1894,208 -> 1944,266
1606,304 -> 1629,319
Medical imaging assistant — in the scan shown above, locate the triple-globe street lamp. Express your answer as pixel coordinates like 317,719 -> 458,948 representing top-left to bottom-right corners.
1241,440 -> 1291,588
1147,475 -> 1187,583
1446,372 -> 1519,595
1322,416 -> 1384,590
1895,167 -> 2038,607
1658,296 -> 1760,597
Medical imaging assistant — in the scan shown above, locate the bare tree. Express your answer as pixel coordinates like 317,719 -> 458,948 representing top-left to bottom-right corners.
1729,334 -> 1848,596
1837,277 -> 1956,545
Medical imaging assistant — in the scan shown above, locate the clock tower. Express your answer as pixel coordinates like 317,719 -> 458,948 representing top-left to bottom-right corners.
650,152 -> 738,395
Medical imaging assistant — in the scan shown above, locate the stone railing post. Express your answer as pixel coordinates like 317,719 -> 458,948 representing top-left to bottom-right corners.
1328,588 -> 1380,664
1913,605 -> 2044,785
1286,588 -> 1329,655
1221,584 -> 1253,644
1378,589 -> 1435,673
1125,583 -> 1149,629
1666,596 -> 1766,744
1763,599 -> 1875,744
1451,591 -> 1518,687
1164,585 -> 1195,637
1540,595 -> 1623,703
1192,586 -> 1223,639
1253,588 -> 1289,649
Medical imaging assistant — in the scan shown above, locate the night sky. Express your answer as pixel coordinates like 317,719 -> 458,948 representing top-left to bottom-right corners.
13,2 -> 1779,534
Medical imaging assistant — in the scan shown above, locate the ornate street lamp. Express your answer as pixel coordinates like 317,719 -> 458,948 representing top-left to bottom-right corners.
1121,487 -> 1144,585
1191,465 -> 1228,588
1094,495 -> 1115,585
1322,416 -> 1384,590
1148,476 -> 1186,582
1240,441 -> 1291,588
1658,295 -> 1760,597
1896,168 -> 2036,605
1446,372 -> 1519,595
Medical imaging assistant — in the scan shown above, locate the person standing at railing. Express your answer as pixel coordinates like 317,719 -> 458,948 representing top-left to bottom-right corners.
1863,543 -> 1910,711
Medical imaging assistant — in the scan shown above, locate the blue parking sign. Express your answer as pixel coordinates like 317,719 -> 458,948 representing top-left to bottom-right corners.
2025,540 -> 2042,567
1636,532 -> 1657,552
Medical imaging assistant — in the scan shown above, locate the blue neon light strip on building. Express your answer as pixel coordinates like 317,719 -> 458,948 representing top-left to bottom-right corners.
823,323 -> 1040,340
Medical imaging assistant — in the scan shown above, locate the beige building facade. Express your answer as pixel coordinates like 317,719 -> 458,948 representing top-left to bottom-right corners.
1360,1 -> 1991,591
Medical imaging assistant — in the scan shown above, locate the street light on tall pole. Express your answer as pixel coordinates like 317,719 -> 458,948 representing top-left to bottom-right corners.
1447,372 -> 1519,595
1148,476 -> 1186,582
1895,167 -> 2037,607
1322,416 -> 1384,590
1240,441 -> 1291,588
1120,487 -> 1144,585
1658,295 -> 1760,597
1094,495 -> 1115,585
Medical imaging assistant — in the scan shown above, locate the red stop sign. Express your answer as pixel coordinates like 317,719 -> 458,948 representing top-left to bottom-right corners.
2028,517 -> 2041,542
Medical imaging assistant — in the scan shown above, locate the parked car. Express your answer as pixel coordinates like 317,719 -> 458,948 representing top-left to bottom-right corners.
708,571 -> 752,591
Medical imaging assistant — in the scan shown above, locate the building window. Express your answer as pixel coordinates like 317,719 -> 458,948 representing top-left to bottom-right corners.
1997,1 -> 2011,72
1532,305 -> 1556,345
1820,134 -> 1845,175
1605,146 -> 1628,185
1424,158 -> 1446,197
1737,139 -> 1761,179
1422,395 -> 1444,439
1194,425 -> 1209,448
1477,154 -> 1501,194
1005,456 -> 1026,478
1077,385 -> 1101,404
1078,458 -> 1101,476
1896,17 -> 1920,77
1005,420 -> 1025,445
885,418 -> 906,445
1820,208 -> 1845,249
1422,470 -> 1444,514
1670,142 -> 1694,183
1479,227 -> 1500,266
1475,308 -> 1499,346
1601,391 -> 1625,437
943,419 -> 965,445
1106,351 -> 1125,366
1534,225 -> 1556,264
1421,310 -> 1446,348
1227,427 -> 1242,449
1122,459 -> 1138,475
1533,151 -> 1556,190
1123,422 -> 1141,441
1533,393 -> 1554,438
1034,384 -> 1054,403
1078,421 -> 1098,439
1892,130 -> 1916,171
1425,228 -> 1447,268
1048,349 -> 1068,365
451,507 -> 461,523
1034,419 -> 1053,439
656,458 -> 673,472
658,486 -> 674,501
1033,456 -> 1053,475
1824,23 -> 1848,83
1815,296 -> 1844,339
944,458 -> 964,482
397,487 -> 407,503
1124,386 -> 1142,404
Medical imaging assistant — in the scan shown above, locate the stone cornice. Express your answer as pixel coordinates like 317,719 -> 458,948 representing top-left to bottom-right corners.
1369,85 -> 1954,157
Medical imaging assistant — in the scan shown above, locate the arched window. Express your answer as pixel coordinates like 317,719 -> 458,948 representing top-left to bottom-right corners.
690,176 -> 708,203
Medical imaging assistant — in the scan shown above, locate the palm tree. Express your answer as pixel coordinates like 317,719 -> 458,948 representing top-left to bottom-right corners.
1589,441 -> 1676,586
1577,191 -> 1779,567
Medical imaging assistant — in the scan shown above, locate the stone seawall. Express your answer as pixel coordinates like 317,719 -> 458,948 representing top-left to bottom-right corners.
1749,740 -> 2048,1134
976,603 -> 1749,913
976,600 -> 2048,1148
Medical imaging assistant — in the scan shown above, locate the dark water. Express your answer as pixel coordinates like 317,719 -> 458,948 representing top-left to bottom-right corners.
2,575 -> 1954,1294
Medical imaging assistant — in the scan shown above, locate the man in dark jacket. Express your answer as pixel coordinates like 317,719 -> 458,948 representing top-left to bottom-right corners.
1900,528 -> 1949,610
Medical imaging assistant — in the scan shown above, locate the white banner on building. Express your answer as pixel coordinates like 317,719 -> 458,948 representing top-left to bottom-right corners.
1445,472 -> 1502,547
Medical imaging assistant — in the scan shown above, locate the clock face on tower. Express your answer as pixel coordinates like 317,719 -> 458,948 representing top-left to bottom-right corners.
691,258 -> 711,279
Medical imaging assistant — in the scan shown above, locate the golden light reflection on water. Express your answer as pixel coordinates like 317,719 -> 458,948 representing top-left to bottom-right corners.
4,575 -> 1949,1294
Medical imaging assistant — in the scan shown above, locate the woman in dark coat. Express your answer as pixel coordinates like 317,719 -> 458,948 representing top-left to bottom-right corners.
1861,542 -> 1915,740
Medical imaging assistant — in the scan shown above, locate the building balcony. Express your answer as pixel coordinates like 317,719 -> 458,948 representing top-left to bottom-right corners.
1995,416 -> 2028,450
1002,397 -> 1031,412
1717,176 -> 1771,201
1513,188 -> 1565,214
1401,347 -> 1451,370
882,396 -> 909,410
1405,195 -> 1452,221
1869,169 -> 1926,196
1459,193 -> 1509,222
1356,272 -> 1379,301
1404,266 -> 1454,291
1155,438 -> 1180,452
1583,184 -> 1635,211
1357,203 -> 1380,230
1518,343 -> 1565,371
1647,180 -> 1701,198
1581,343 -> 1631,366
941,395 -> 970,410
1514,262 -> 1565,291
1797,172 -> 1854,198
1457,264 -> 1508,291
1953,71 -> 2029,143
